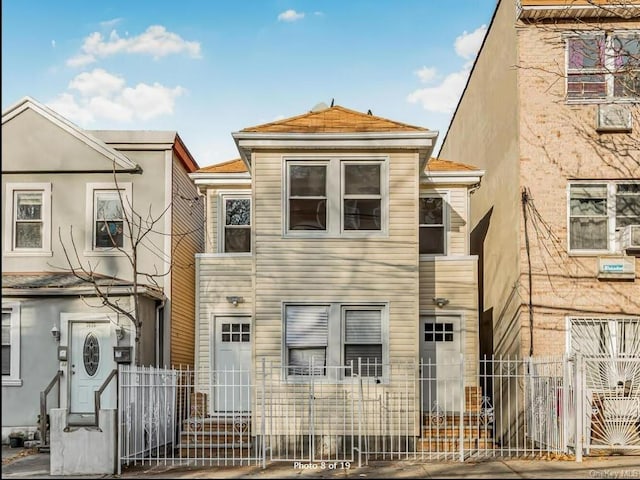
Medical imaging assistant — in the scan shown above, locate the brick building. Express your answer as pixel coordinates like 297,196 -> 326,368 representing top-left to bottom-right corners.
440,0 -> 639,358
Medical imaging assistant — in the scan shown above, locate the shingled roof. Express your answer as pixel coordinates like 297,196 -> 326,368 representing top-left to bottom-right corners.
196,158 -> 248,174
241,105 -> 428,133
425,158 -> 480,172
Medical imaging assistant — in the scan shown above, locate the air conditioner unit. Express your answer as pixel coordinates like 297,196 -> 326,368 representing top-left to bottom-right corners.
596,104 -> 632,133
597,256 -> 636,279
621,224 -> 640,252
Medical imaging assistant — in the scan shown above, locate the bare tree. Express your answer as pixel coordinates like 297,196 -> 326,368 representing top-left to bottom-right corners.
54,167 -> 201,365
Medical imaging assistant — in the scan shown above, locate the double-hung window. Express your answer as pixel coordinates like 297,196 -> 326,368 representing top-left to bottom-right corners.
288,164 -> 327,231
343,307 -> 383,377
222,195 -> 251,253
285,158 -> 387,236
2,303 -> 21,386
569,182 -> 640,252
284,303 -> 387,380
4,183 -> 51,255
86,183 -> 131,252
566,31 -> 640,101
343,163 -> 382,231
419,196 -> 446,255
284,305 -> 329,375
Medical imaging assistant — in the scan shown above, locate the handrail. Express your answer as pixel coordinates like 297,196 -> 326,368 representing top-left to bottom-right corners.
39,370 -> 63,449
93,369 -> 118,426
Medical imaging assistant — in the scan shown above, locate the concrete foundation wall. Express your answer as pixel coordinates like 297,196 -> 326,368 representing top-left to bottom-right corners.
50,408 -> 116,475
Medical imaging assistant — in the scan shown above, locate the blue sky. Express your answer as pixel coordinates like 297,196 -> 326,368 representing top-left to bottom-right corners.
2,1 -> 496,167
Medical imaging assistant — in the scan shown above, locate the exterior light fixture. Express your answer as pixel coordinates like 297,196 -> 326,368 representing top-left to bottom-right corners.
115,325 -> 125,340
50,325 -> 61,342
433,297 -> 450,308
226,296 -> 244,307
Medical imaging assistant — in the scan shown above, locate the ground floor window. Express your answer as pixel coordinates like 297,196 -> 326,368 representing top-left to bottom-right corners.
569,317 -> 640,357
284,303 -> 387,380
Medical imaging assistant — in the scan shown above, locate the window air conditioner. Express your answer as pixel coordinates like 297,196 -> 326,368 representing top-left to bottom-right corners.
596,104 -> 632,133
597,256 -> 636,279
621,224 -> 640,253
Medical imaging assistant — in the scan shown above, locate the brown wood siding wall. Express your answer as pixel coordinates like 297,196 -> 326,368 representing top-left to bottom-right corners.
171,156 -> 204,366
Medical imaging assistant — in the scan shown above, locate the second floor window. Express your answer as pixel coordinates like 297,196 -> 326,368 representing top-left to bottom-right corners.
223,196 -> 251,253
569,182 -> 640,252
14,191 -> 43,249
419,196 -> 446,255
285,158 -> 387,236
567,32 -> 640,101
94,190 -> 124,248
4,183 -> 51,254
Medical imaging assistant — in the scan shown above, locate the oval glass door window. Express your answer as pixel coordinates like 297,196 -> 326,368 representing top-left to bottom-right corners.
83,333 -> 100,376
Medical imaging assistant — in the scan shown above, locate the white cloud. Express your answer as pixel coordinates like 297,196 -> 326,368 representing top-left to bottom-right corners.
278,9 -> 305,22
47,68 -> 186,125
66,25 -> 201,67
51,40 -> 56,48
407,65 -> 471,114
415,66 -> 437,84
100,18 -> 122,29
408,24 -> 487,114
68,68 -> 126,97
454,24 -> 487,60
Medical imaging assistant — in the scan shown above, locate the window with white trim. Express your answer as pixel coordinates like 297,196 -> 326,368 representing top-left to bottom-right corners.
285,158 -> 387,236
343,163 -> 382,231
284,303 -> 387,380
86,183 -> 132,252
419,196 -> 446,255
568,181 -> 640,252
222,195 -> 251,253
2,303 -> 21,386
566,32 -> 640,101
285,305 -> 328,376
4,183 -> 51,254
343,307 -> 383,377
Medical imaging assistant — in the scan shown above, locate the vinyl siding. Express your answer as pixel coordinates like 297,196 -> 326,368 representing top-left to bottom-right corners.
196,255 -> 253,377
419,257 -> 479,383
170,156 -> 204,366
253,150 -> 420,365
420,186 -> 469,256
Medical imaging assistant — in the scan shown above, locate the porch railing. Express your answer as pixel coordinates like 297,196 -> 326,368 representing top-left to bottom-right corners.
39,370 -> 63,452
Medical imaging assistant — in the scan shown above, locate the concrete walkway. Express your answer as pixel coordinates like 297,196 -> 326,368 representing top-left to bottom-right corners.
2,446 -> 639,479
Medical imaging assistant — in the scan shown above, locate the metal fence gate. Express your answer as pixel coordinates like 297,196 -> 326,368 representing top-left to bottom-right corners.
117,355 -> 639,471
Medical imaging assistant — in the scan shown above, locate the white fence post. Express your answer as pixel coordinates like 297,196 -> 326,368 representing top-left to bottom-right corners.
459,353 -> 464,462
575,354 -> 583,463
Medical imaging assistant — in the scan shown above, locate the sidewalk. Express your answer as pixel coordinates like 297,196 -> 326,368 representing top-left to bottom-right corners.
2,446 -> 639,479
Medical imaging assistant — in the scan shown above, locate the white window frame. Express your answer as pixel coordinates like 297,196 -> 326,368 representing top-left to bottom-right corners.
4,183 -> 52,256
341,305 -> 387,378
341,161 -> 386,234
282,301 -> 388,383
218,192 -> 252,255
283,156 -> 389,238
567,180 -> 640,254
565,30 -> 640,103
2,302 -> 22,386
419,192 -> 449,257
85,182 -> 132,256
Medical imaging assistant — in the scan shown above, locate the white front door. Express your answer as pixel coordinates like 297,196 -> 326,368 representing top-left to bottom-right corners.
420,315 -> 462,413
213,316 -> 252,412
70,321 -> 115,414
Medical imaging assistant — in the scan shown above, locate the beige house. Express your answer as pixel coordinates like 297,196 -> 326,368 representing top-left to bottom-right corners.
1,97 -> 203,441
190,104 -> 484,424
439,0 -> 640,359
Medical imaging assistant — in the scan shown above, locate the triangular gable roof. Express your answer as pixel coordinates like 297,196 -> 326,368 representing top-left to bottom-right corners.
2,96 -> 138,170
242,105 -> 428,133
196,158 -> 247,174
